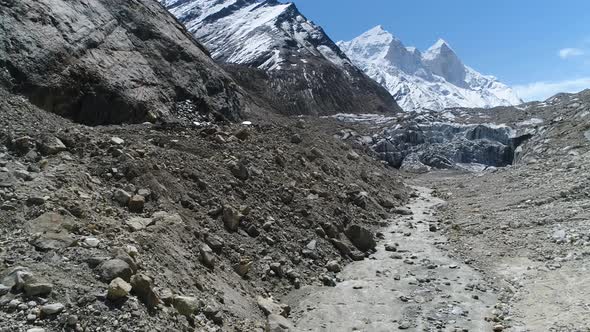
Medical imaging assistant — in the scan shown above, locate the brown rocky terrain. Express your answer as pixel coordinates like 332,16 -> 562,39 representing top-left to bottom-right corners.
0,85 -> 408,331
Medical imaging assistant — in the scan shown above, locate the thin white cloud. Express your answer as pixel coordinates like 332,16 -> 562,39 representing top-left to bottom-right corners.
514,77 -> 590,101
559,48 -> 584,59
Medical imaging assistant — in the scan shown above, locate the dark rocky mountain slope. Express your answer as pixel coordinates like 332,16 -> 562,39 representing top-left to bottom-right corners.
0,0 -> 244,125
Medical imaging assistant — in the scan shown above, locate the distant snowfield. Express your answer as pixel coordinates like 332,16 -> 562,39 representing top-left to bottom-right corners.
339,26 -> 523,112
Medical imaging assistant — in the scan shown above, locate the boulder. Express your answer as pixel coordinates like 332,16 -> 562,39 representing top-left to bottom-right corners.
1,266 -> 32,290
110,137 -> 125,145
393,207 -> 413,216
97,259 -> 132,282
130,274 -> 161,308
128,195 -> 145,213
199,244 -> 216,269
325,260 -> 341,273
107,277 -> 132,301
266,314 -> 294,332
125,217 -> 154,232
113,189 -> 132,206
400,153 -> 431,173
39,136 -> 66,155
345,225 -> 376,252
173,296 -> 201,317
233,258 -> 252,277
330,238 -> 352,257
228,160 -> 249,181
222,205 -> 241,231
257,296 -> 282,316
40,303 -> 65,316
23,282 -> 53,297
347,151 -> 360,161
290,134 -> 302,144
0,284 -> 10,296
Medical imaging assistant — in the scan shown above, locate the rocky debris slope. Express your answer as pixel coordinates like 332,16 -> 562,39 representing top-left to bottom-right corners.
409,89 -> 590,331
339,26 -> 523,112
0,0 -> 244,125
0,87 -> 408,331
160,0 -> 401,116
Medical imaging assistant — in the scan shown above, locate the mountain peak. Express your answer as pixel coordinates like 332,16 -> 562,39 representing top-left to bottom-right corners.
424,38 -> 456,60
431,38 -> 452,49
340,28 -> 522,111
359,25 -> 395,42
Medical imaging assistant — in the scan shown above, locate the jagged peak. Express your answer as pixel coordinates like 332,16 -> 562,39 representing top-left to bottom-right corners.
423,38 -> 457,60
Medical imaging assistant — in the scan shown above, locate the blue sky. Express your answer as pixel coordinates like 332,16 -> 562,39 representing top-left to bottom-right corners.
288,0 -> 590,101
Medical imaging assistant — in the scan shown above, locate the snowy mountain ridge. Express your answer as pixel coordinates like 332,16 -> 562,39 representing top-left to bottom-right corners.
338,26 -> 523,112
159,0 -> 401,116
161,0 -> 352,70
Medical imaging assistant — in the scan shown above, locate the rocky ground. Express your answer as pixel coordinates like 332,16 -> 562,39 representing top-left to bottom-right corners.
0,87 -> 408,332
283,89 -> 590,332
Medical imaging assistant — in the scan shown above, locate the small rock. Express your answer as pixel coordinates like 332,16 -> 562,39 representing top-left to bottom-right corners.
205,234 -> 225,253
257,296 -> 282,316
246,224 -> 260,237
552,229 -> 566,242
66,315 -> 78,326
330,238 -> 352,257
40,303 -> 64,316
113,189 -> 132,206
26,329 -> 46,332
222,205 -> 241,232
110,137 -> 125,145
130,274 -> 160,308
269,262 -> 283,278
326,260 -> 341,273
107,278 -> 132,301
228,160 -> 249,181
128,195 -> 145,213
233,128 -> 250,140
24,282 -> 53,297
27,195 -> 46,206
320,275 -> 336,287
40,136 -> 66,155
493,325 -> 504,331
398,320 -> 411,329
290,134 -> 302,144
199,244 -> 216,269
233,258 -> 252,277
137,188 -> 151,200
14,170 -> 33,181
393,207 -> 413,215
82,237 -> 100,248
384,244 -> 397,252
378,197 -> 396,208
266,314 -> 294,332
125,217 -> 154,232
346,151 -> 360,161
0,283 -> 10,296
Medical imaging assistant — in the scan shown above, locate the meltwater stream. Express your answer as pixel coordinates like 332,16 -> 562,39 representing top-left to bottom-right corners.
286,187 -> 497,332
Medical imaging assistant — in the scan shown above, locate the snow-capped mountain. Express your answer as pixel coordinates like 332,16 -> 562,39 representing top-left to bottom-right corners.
159,0 -> 401,115
338,26 -> 523,112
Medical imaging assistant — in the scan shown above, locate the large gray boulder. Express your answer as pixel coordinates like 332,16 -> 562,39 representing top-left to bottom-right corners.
345,225 -> 376,252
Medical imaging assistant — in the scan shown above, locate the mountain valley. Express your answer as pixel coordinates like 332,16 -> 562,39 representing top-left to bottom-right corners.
0,1 -> 588,332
